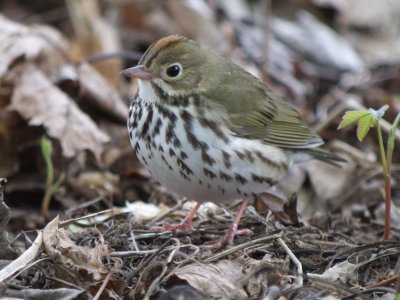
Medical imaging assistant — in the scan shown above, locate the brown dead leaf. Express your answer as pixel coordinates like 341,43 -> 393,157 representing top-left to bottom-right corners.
66,0 -> 122,86
10,67 -> 109,160
0,14 -> 68,79
312,260 -> 358,284
43,216 -> 110,281
0,14 -> 129,161
303,158 -> 355,201
67,170 -> 122,200
172,260 -> 247,298
77,62 -> 127,123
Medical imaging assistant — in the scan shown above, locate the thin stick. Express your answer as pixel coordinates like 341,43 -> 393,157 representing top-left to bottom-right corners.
277,237 -> 303,286
93,268 -> 114,300
146,200 -> 187,227
144,238 -> 180,300
204,233 -> 282,262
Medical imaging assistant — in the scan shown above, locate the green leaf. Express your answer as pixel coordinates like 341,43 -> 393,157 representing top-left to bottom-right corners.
357,114 -> 375,141
338,111 -> 370,130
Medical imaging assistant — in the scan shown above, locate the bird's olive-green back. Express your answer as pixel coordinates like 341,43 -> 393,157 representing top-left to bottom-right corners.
142,35 -> 323,149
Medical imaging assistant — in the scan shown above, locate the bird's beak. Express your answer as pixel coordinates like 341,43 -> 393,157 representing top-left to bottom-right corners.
121,65 -> 155,80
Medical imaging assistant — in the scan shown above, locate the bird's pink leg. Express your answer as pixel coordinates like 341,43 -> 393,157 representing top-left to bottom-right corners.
202,197 -> 252,249
152,202 -> 202,232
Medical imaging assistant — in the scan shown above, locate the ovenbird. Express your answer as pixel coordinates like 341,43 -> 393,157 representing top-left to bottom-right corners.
122,35 -> 342,248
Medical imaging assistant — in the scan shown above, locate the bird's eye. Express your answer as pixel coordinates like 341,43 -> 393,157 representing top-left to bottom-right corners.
166,64 -> 181,78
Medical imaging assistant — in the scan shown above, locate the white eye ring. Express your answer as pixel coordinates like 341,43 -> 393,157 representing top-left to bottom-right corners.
165,63 -> 183,78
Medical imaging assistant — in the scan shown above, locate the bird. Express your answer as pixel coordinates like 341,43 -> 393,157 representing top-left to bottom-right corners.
122,35 -> 342,248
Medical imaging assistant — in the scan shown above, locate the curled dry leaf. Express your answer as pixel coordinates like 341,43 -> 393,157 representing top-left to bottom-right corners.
172,260 -> 247,298
42,216 -> 110,281
0,15 -> 69,79
316,261 -> 358,284
10,67 -> 109,160
0,14 -> 129,160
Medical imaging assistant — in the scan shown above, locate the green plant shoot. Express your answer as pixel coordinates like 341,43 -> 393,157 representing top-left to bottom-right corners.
40,136 -> 64,218
338,104 -> 400,240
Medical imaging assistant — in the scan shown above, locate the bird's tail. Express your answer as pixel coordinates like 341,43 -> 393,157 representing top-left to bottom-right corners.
290,148 -> 346,167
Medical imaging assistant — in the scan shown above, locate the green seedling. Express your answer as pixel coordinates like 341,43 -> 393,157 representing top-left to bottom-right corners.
40,136 -> 64,218
338,104 -> 400,240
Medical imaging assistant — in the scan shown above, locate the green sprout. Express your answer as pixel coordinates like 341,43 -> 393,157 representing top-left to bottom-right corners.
338,104 -> 400,240
40,136 -> 64,219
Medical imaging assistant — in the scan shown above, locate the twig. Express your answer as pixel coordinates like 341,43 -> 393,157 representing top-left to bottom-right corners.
110,243 -> 196,257
129,222 -> 139,252
306,273 -> 357,297
341,287 -> 396,300
326,240 -> 400,269
93,268 -> 114,300
125,239 -> 172,284
364,275 -> 399,289
0,231 -> 43,282
86,51 -> 142,64
146,199 -> 187,227
204,232 -> 282,262
144,238 -> 180,300
45,275 -> 86,291
59,208 -> 115,227
65,196 -> 103,215
277,237 -> 303,286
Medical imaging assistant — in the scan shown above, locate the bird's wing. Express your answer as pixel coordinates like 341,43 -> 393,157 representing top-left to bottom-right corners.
203,64 -> 323,149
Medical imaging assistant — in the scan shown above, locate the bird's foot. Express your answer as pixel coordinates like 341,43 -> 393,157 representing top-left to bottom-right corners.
152,202 -> 201,232
201,225 -> 253,250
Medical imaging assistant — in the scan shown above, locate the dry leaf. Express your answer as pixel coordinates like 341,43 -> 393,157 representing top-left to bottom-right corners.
272,11 -> 364,72
302,158 -> 355,201
10,67 -> 109,160
0,14 -> 129,161
172,260 -> 247,298
77,62 -> 127,122
67,170 -> 122,200
43,216 -> 110,281
317,261 -> 358,283
0,14 -> 68,79
66,0 -> 122,86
